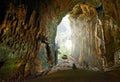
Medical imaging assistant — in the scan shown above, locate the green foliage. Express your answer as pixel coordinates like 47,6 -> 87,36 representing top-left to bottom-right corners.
58,45 -> 70,59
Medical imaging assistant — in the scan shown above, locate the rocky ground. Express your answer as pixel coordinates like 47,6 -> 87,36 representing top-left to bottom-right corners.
24,69 -> 120,82
24,60 -> 120,82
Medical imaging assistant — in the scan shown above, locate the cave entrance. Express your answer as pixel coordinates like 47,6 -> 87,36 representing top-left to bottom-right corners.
54,3 -> 105,69
55,14 -> 73,65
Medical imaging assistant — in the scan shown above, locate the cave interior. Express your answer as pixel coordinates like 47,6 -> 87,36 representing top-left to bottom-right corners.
0,0 -> 120,82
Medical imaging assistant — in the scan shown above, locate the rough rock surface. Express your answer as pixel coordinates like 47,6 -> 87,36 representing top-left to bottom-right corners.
0,0 -> 120,80
69,2 -> 120,69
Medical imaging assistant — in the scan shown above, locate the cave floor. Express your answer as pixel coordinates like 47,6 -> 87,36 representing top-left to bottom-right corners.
24,69 -> 120,82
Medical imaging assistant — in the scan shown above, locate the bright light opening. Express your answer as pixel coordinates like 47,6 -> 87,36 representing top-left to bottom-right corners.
55,14 -> 72,63
65,39 -> 72,51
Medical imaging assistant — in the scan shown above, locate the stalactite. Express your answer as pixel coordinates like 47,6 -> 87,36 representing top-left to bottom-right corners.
95,17 -> 107,68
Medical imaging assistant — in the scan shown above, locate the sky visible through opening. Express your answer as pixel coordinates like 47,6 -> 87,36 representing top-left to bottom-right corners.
55,14 -> 72,63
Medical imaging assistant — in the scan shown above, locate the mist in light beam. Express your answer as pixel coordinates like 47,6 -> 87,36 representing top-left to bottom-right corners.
55,14 -> 72,60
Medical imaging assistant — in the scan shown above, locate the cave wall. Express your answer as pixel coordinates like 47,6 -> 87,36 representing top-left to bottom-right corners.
0,0 -> 79,80
0,0 -> 120,80
70,3 -> 103,69
102,0 -> 120,66
69,0 -> 120,68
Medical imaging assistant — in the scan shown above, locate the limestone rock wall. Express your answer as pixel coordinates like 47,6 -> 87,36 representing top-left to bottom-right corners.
0,0 -> 79,80
0,0 -> 120,80
102,0 -> 120,66
69,1 -> 120,68
70,3 -> 103,69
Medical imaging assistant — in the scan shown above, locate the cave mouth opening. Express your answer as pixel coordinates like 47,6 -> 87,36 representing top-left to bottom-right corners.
55,14 -> 73,65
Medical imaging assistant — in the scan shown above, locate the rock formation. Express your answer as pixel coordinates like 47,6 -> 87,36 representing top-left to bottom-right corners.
0,0 -> 120,81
